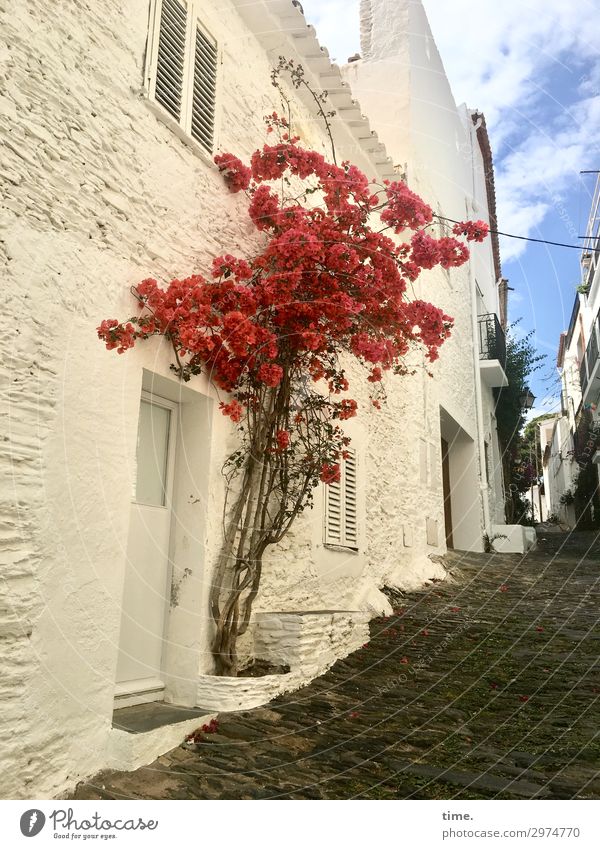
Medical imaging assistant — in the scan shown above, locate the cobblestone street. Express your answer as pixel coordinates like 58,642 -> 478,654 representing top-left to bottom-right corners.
74,532 -> 600,800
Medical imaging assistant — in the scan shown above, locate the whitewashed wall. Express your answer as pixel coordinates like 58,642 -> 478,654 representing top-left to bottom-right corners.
344,0 -> 511,551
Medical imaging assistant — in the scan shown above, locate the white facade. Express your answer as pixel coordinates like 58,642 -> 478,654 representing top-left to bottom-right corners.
543,176 -> 600,524
344,0 -> 509,540
2,0 -> 512,798
540,415 -> 577,525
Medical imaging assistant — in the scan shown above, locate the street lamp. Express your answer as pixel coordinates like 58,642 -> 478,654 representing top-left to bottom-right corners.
519,387 -> 535,411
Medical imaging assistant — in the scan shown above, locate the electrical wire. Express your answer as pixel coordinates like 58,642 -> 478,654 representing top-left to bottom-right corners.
434,214 -> 587,251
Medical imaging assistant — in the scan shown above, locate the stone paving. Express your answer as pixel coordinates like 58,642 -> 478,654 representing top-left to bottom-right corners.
73,532 -> 600,800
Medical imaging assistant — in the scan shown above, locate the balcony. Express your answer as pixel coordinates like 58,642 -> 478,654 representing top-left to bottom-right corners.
478,313 -> 508,388
580,310 -> 600,404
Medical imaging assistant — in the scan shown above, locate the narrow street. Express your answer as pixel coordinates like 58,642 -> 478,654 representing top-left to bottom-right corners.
74,532 -> 600,800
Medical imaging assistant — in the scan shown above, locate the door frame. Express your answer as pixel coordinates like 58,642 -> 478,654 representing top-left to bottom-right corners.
441,436 -> 454,549
114,390 -> 179,707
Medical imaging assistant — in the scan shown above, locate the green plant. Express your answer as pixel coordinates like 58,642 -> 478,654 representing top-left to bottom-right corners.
483,532 -> 508,553
494,327 -> 545,525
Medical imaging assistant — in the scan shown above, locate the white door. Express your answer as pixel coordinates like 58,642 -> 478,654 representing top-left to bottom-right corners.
115,392 -> 177,706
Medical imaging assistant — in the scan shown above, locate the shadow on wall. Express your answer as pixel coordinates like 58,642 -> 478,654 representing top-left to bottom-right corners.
440,406 -> 482,552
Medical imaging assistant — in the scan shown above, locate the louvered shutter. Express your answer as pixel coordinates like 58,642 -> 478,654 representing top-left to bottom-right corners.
324,450 -> 359,549
154,0 -> 188,122
343,450 -> 358,548
190,25 -> 217,153
324,475 -> 343,546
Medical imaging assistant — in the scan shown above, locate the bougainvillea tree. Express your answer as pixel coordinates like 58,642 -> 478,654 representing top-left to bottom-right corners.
98,65 -> 488,675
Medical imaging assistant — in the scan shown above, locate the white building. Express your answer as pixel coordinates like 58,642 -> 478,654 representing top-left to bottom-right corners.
542,177 -> 600,526
2,0 -> 520,798
539,414 -> 576,525
344,0 -> 516,548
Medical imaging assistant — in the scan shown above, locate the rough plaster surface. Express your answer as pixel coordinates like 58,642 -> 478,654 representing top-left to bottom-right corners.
2,0 -> 505,797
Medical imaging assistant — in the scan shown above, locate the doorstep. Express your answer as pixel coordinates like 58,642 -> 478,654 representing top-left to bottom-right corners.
107,701 -> 216,773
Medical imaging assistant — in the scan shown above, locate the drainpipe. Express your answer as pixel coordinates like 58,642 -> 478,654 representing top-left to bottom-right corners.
469,265 -> 493,541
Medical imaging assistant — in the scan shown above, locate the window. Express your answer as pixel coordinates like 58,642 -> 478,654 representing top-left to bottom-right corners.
147,0 -> 218,154
324,450 -> 359,550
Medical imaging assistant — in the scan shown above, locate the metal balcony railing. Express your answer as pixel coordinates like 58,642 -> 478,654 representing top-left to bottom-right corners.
581,311 -> 600,399
478,313 -> 506,367
589,321 -> 599,369
580,355 -> 588,394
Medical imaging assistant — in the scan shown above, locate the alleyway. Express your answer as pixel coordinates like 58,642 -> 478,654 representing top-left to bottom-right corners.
74,532 -> 599,800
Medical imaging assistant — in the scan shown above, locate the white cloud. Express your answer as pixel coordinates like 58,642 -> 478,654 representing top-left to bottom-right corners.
299,0 -> 360,64
421,0 -> 600,262
301,0 -> 600,263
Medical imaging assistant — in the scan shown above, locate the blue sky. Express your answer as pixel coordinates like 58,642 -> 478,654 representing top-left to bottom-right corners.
300,0 -> 600,415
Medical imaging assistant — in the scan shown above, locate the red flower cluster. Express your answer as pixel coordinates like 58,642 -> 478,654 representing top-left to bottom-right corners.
276,429 -> 290,450
336,399 -> 358,420
214,153 -> 251,192
320,462 -> 341,484
185,717 -> 219,743
99,124 -> 486,474
220,400 -> 244,423
452,219 -> 490,242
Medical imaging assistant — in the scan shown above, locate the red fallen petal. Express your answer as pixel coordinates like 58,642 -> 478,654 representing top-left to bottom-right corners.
490,683 -> 498,689
422,629 -> 430,636
519,695 -> 529,702
362,643 -> 370,649
450,607 -> 460,612
400,656 -> 410,664
349,712 -> 360,719
499,584 -> 509,592
536,626 -> 544,632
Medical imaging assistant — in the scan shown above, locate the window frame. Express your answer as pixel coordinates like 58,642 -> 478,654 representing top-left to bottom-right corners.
323,449 -> 360,552
144,0 -> 222,162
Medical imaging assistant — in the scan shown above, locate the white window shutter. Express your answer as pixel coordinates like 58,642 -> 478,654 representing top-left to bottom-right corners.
324,450 -> 359,550
154,0 -> 188,122
190,25 -> 218,153
324,475 -> 343,546
343,450 -> 358,548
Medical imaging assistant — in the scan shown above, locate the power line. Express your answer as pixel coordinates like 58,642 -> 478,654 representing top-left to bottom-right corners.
435,215 -> 586,251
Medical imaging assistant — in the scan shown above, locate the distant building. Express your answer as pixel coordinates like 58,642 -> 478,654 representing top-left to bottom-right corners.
542,177 -> 600,526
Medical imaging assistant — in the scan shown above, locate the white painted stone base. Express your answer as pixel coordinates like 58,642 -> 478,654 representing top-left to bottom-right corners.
492,524 -> 537,553
196,670 -> 303,712
197,610 -> 370,712
255,610 -> 370,671
106,712 -> 216,773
